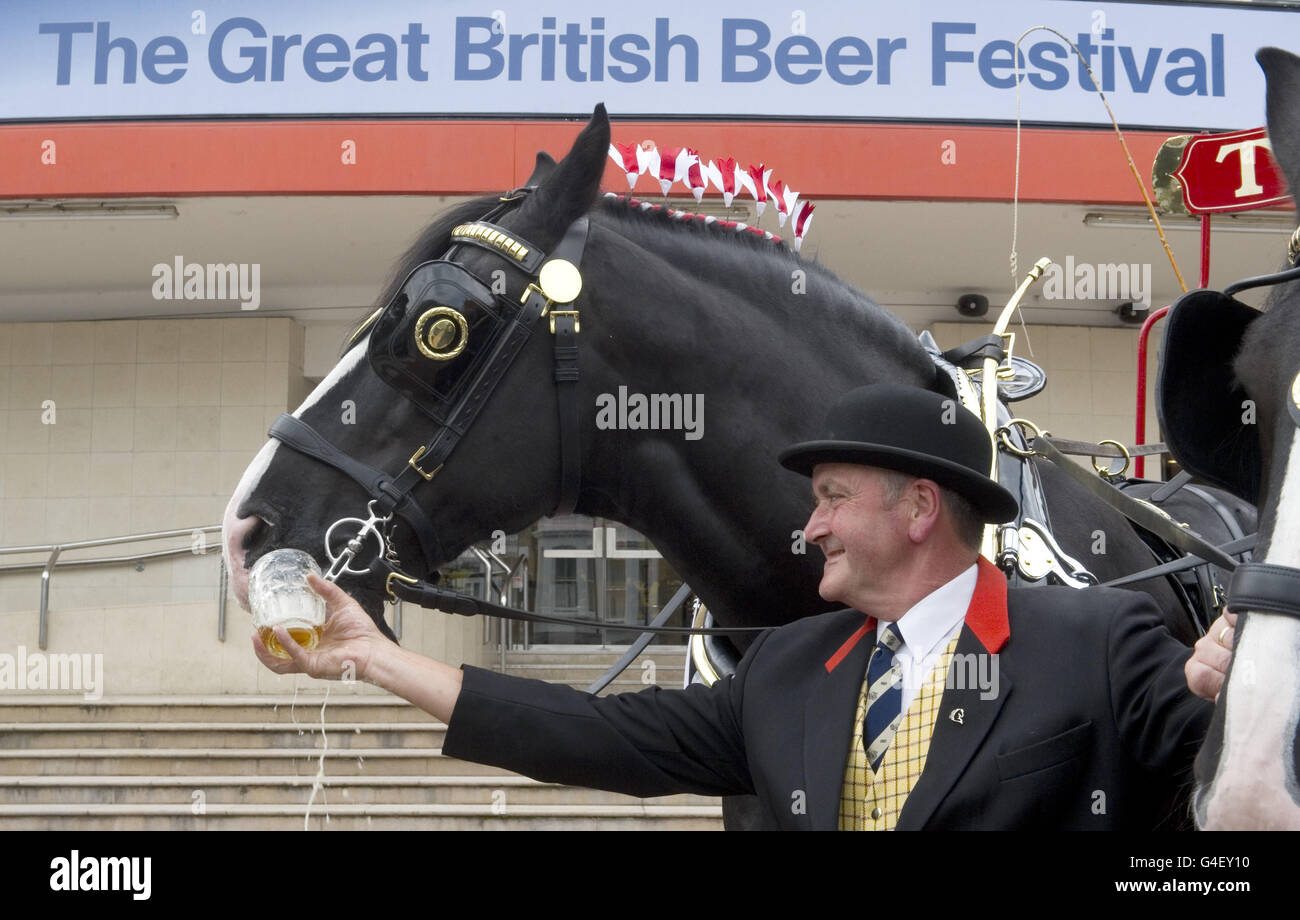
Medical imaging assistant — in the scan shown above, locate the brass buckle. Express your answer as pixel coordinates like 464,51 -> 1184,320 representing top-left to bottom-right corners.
995,331 -> 1016,378
548,310 -> 580,334
408,446 -> 442,481
385,570 -> 419,602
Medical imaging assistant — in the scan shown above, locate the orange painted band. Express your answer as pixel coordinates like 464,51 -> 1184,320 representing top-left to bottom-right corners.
2,118 -> 1188,204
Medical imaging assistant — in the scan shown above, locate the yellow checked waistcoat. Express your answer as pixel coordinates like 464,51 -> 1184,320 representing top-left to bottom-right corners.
838,634 -> 960,830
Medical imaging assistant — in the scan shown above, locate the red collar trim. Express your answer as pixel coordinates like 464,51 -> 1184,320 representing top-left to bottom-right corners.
967,557 -> 1010,653
824,619 -> 873,673
822,557 -> 1009,672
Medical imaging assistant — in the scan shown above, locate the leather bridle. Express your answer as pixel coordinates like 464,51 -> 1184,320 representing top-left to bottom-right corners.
264,188 -> 763,637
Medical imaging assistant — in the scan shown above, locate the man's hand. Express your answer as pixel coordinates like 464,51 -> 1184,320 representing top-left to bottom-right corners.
1186,609 -> 1237,701
252,573 -> 391,683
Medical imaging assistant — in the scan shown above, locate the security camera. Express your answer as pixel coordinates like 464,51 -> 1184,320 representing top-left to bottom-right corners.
1114,301 -> 1149,324
956,293 -> 989,317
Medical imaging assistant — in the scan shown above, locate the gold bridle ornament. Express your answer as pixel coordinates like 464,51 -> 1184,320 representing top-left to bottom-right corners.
414,307 -> 470,361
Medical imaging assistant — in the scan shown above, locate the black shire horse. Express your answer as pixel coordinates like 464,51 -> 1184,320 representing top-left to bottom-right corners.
1159,47 -> 1300,830
222,106 -> 1217,646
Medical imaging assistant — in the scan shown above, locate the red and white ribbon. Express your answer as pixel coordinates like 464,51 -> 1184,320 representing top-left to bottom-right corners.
608,142 -> 641,190
791,201 -> 816,252
684,148 -> 707,203
744,164 -> 772,216
706,157 -> 740,207
607,139 -> 813,250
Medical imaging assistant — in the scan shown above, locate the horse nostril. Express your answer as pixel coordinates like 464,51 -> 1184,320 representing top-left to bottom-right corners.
241,515 -> 273,557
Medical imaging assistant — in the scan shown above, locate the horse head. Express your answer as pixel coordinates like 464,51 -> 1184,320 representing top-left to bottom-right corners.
222,107 -> 614,634
1160,47 -> 1300,829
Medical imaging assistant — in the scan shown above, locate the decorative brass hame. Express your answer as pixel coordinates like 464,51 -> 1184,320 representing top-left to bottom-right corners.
976,257 -> 1052,562
415,307 -> 469,360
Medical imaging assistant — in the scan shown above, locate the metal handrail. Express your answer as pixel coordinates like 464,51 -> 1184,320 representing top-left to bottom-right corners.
1,540 -> 222,573
0,525 -> 223,557
0,525 -> 225,650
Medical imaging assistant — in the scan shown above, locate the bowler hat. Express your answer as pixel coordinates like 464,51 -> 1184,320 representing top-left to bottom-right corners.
778,384 -> 1019,523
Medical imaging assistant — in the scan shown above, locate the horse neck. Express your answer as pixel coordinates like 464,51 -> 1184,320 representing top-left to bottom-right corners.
569,216 -> 938,626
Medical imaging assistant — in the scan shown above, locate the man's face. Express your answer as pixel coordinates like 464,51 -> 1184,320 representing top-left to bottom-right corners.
803,463 -> 913,614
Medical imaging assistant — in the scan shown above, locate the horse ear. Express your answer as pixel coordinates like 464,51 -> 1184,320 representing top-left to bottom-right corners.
1259,47 -> 1300,211
1157,290 -> 1263,503
524,151 -> 557,189
513,103 -> 610,246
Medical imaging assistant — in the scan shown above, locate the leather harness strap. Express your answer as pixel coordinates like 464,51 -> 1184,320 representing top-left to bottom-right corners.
546,216 -> 590,517
1150,469 -> 1195,504
942,334 -> 1005,369
380,570 -> 766,635
1043,436 -> 1168,458
268,413 -> 446,568
1100,535 -> 1257,589
1030,436 -> 1243,572
552,313 -> 581,516
1228,564 -> 1300,620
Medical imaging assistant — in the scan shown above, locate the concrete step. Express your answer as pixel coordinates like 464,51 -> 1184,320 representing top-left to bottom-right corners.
0,775 -> 720,807
0,696 -> 430,723
0,723 -> 446,750
0,748 -> 511,776
0,689 -> 725,830
0,803 -> 723,831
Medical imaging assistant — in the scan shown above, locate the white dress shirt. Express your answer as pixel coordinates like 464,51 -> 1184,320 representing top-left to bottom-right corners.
877,563 -> 977,715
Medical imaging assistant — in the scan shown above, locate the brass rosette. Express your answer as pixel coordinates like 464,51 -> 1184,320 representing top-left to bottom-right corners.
538,258 -> 583,304
414,307 -> 469,361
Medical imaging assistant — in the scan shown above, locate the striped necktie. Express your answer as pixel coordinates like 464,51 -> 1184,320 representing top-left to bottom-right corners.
863,623 -> 904,772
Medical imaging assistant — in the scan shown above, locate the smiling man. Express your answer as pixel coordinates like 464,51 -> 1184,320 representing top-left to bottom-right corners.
256,383 -> 1224,829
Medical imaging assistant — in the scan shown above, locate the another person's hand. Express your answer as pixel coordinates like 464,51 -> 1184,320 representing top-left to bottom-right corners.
252,573 -> 391,682
1185,609 -> 1237,701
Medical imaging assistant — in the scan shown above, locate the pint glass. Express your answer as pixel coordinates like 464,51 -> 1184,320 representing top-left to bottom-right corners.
249,548 -> 326,659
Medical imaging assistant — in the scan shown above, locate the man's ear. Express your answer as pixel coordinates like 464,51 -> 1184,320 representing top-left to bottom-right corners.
907,479 -> 944,540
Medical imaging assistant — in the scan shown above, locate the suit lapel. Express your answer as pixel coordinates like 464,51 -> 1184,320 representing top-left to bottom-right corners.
805,616 -> 875,831
897,558 -> 1013,830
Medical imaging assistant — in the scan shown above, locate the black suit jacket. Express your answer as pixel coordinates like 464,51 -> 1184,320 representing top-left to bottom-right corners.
443,559 -> 1212,829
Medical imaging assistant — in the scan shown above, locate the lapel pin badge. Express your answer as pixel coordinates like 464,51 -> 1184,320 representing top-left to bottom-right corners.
949,708 -> 964,725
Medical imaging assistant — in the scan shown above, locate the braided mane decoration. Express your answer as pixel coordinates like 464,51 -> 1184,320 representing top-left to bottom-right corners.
601,192 -> 785,246
608,140 -> 816,252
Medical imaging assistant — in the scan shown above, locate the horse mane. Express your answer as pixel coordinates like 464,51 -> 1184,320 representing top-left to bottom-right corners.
597,193 -> 790,251
343,186 -> 893,352
591,193 -> 895,323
